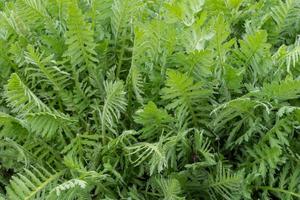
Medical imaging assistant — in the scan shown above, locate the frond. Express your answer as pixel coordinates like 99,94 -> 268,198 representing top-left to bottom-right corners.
163,129 -> 192,169
257,162 -> 300,200
206,162 -> 244,200
17,0 -> 48,18
212,98 -> 269,149
161,70 -> 212,127
61,134 -> 101,162
152,177 -> 184,200
246,118 -> 294,177
25,112 -> 74,139
127,66 -> 144,104
100,81 -> 127,142
0,138 -> 30,169
132,21 -> 171,67
286,37 -> 300,72
270,0 -> 300,43
91,0 -> 113,25
210,15 -> 232,55
14,0 -> 49,29
62,154 -> 107,183
5,73 -> 74,140
24,45 -> 71,90
246,144 -> 282,179
103,130 -> 138,156
255,79 -> 300,101
134,101 -> 173,140
164,0 -> 205,26
64,3 -> 98,71
223,65 -> 244,92
209,15 -> 235,79
125,139 -> 167,175
63,153 -> 86,172
271,0 -> 295,29
6,166 -> 63,200
125,23 -> 165,103
111,0 -> 144,77
5,73 -> 49,115
47,179 -> 89,200
0,8 -> 29,37
180,16 -> 214,52
274,36 -> 300,73
168,50 -> 214,81
0,112 -> 17,125
0,112 -> 27,138
233,30 -> 271,83
60,82 -> 93,114
111,0 -> 142,39
193,130 -> 216,166
22,138 -> 63,168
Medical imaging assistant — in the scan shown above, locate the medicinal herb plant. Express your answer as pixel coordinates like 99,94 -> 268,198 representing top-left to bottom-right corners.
1,0 -> 300,199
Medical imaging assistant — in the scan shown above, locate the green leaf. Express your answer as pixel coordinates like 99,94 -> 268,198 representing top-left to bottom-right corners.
64,3 -> 98,71
101,80 -> 127,142
5,73 -> 49,115
162,70 -> 212,127
6,166 -> 63,200
134,101 -> 173,140
206,163 -> 244,200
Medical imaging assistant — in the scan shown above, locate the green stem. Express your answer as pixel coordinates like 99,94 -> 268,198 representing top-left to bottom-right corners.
116,40 -> 126,78
256,186 -> 300,198
101,103 -> 107,145
25,171 -> 63,200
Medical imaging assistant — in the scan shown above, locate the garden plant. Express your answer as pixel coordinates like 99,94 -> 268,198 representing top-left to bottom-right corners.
1,0 -> 300,199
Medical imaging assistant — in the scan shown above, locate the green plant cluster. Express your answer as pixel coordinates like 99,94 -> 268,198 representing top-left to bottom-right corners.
1,0 -> 300,199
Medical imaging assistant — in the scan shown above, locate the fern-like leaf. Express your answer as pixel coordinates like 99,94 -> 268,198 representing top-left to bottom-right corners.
254,79 -> 300,101
64,3 -> 98,71
152,177 -> 184,200
134,101 -> 173,140
100,81 -> 127,143
126,139 -> 167,175
24,45 -> 70,90
257,162 -> 300,200
206,162 -> 244,200
26,112 -> 74,139
6,166 -> 63,200
111,0 -> 142,39
161,70 -> 212,127
5,73 -> 74,139
5,73 -> 49,114
233,30 -> 271,83
270,0 -> 300,43
165,0 -> 204,26
47,179 -> 89,200
212,98 -> 269,149
246,118 -> 293,178
194,131 -> 215,166
14,0 -> 49,28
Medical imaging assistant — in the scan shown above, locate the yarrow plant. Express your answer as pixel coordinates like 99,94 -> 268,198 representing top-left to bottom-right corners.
1,0 -> 300,199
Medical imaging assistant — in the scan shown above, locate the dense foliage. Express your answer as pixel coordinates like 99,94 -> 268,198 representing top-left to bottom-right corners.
1,0 -> 300,199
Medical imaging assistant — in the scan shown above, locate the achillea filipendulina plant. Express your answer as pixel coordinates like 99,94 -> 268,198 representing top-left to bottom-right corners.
1,0 -> 300,199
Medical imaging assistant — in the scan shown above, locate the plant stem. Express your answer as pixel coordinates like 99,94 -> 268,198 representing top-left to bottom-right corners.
256,186 -> 300,198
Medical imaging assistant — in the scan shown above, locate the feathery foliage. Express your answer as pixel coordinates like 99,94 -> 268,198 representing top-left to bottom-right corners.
1,0 -> 300,199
